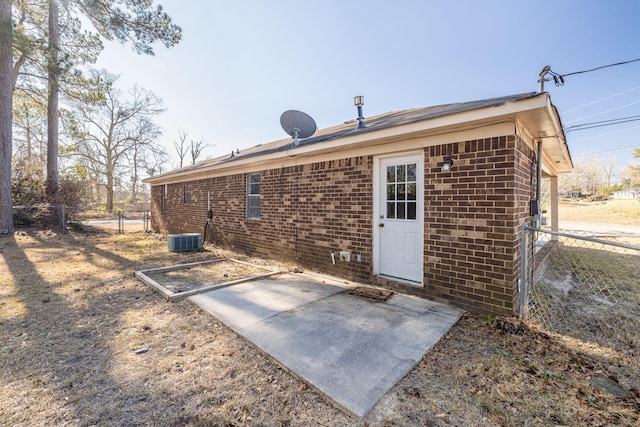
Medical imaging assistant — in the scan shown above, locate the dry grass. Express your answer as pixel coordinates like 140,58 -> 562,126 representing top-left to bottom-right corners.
1,229 -> 639,426
144,259 -> 277,294
559,198 -> 640,225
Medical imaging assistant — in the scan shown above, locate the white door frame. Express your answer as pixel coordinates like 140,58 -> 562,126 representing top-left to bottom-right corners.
372,151 -> 424,285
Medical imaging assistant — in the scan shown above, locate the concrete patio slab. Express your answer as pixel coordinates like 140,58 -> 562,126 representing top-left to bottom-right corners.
189,272 -> 463,418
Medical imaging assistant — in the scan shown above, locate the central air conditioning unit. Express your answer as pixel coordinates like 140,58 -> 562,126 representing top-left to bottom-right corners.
167,233 -> 202,252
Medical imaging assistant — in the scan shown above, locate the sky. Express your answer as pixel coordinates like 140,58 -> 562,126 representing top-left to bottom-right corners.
94,0 -> 640,174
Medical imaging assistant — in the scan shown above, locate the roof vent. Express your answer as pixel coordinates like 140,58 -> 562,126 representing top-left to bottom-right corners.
354,96 -> 366,129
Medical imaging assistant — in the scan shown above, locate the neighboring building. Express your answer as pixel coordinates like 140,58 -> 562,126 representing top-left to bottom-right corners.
144,92 -> 572,315
611,189 -> 640,199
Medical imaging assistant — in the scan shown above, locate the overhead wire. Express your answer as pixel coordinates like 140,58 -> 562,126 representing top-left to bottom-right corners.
568,124 -> 640,143
561,57 -> 640,77
545,57 -> 640,88
587,145 -> 639,156
564,100 -> 640,124
564,114 -> 640,132
546,58 -> 640,158
561,84 -> 640,114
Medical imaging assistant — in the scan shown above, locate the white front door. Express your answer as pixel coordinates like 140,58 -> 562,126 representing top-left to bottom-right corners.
375,154 -> 423,283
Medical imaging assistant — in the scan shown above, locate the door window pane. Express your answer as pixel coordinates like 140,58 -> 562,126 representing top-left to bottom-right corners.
387,184 -> 396,201
384,161 -> 418,221
387,166 -> 395,183
387,202 -> 396,219
407,183 -> 416,200
397,202 -> 406,219
407,202 -> 417,220
407,163 -> 416,182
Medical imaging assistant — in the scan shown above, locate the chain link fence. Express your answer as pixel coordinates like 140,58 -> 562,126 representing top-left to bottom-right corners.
69,208 -> 151,233
12,205 -> 151,233
519,224 -> 640,352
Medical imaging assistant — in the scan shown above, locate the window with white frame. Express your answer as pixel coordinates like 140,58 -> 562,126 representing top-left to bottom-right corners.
162,184 -> 168,212
246,173 -> 260,219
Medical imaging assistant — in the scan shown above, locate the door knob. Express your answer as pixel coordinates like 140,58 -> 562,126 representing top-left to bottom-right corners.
379,223 -> 384,227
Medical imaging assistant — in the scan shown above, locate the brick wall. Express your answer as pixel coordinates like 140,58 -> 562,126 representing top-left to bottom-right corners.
152,157 -> 375,283
151,134 -> 536,315
384,134 -> 534,315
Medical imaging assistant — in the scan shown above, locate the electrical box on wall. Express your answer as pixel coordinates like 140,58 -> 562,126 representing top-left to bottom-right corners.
339,251 -> 351,262
530,199 -> 540,216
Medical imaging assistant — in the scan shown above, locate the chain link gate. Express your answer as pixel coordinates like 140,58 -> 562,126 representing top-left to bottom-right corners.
519,224 -> 640,353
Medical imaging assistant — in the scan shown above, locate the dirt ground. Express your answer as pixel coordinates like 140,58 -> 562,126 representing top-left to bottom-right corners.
1,229 -> 639,426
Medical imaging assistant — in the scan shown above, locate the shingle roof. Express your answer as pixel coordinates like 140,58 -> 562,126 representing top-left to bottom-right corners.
148,92 -> 543,180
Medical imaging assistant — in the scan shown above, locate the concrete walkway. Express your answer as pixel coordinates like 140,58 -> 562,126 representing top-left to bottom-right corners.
189,272 -> 463,418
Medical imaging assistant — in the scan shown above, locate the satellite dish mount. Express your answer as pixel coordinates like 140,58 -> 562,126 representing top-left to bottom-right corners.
280,110 -> 317,146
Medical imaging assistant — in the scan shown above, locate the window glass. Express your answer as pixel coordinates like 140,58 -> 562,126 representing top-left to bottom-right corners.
387,184 -> 396,201
246,173 -> 260,219
397,202 -> 406,219
386,166 -> 395,183
396,165 -> 406,182
407,183 -> 417,201
407,163 -> 417,182
386,202 -> 396,219
384,162 -> 417,221
407,202 -> 417,220
162,184 -> 168,212
397,183 -> 406,200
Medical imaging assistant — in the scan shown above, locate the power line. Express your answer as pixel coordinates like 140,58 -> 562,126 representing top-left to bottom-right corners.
569,124 -> 640,143
564,100 -> 640,124
588,145 -> 639,156
561,84 -> 640,114
562,57 -> 640,77
565,114 -> 640,132
541,58 -> 640,90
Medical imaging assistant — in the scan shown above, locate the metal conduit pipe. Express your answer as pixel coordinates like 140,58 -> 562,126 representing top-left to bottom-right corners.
535,140 -> 543,227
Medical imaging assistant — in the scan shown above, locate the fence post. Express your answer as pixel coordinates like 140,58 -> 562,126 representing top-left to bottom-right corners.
61,205 -> 66,231
118,211 -> 123,234
518,223 -> 530,317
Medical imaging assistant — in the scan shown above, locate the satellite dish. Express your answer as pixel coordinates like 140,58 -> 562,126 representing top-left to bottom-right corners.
280,110 -> 317,146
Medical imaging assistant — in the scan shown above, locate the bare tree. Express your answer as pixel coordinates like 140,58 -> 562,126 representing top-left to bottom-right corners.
173,130 -> 188,168
190,137 -> 209,165
143,146 -> 169,178
600,157 -> 617,195
126,116 -> 162,203
12,93 -> 47,162
619,148 -> 640,189
66,71 -> 163,210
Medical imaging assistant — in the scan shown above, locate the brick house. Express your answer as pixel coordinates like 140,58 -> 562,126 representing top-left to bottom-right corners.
145,92 -> 572,315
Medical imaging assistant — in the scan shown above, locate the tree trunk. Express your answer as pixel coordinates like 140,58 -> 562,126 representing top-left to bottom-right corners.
46,0 -> 60,204
106,168 -> 114,211
26,114 -> 32,158
0,0 -> 14,234
130,168 -> 138,204
130,143 -> 138,203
